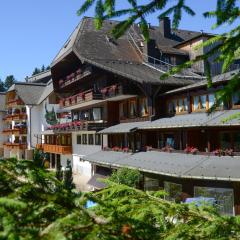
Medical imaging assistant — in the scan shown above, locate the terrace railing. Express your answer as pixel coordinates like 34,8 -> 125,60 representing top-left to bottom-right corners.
59,66 -> 92,89
59,84 -> 123,108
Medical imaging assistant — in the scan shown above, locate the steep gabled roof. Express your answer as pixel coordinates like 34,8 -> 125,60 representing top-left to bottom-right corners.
8,81 -> 53,105
51,17 -> 204,86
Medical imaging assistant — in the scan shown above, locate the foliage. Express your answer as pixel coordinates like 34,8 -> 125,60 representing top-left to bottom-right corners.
1,158 -> 240,239
63,159 -> 75,190
0,79 -> 5,92
4,75 -> 16,89
78,0 -> 240,113
32,65 -> 50,76
33,149 -> 45,168
56,163 -> 63,181
108,167 -> 141,187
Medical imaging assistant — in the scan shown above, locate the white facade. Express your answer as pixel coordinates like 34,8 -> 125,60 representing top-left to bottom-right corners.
72,131 -> 102,177
27,98 -> 59,148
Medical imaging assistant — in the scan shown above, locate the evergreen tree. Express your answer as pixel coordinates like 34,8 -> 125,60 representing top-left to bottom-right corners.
0,158 -> 240,238
56,164 -> 63,181
63,159 -> 75,190
32,67 -> 41,76
41,65 -> 45,72
4,75 -> 16,89
0,79 -> 6,92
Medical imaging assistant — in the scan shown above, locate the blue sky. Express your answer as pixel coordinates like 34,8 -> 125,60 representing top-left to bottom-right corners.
0,0 -> 237,81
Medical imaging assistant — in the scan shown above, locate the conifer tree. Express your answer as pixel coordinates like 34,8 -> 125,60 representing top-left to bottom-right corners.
63,159 -> 75,190
56,164 -> 63,181
0,158 -> 240,238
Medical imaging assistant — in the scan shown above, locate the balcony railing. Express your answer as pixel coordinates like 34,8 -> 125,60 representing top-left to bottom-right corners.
48,120 -> 107,132
59,66 -> 92,89
3,113 -> 27,122
3,142 -> 27,149
7,99 -> 24,107
43,144 -> 72,155
2,128 -> 27,135
59,84 -> 123,108
36,144 -> 43,150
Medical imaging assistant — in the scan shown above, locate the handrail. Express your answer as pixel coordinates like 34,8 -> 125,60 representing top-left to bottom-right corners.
127,25 -> 203,79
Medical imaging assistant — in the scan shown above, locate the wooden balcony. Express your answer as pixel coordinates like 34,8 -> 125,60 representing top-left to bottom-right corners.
3,142 -> 27,150
59,89 -> 103,108
7,99 -> 24,107
3,113 -> 27,122
43,144 -> 72,155
2,128 -> 27,135
59,66 -> 92,89
59,84 -> 125,109
36,144 -> 43,150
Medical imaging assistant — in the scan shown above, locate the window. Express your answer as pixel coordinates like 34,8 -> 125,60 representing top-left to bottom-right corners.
208,94 -> 215,109
178,98 -> 184,112
233,133 -> 240,152
95,134 -> 101,145
199,95 -> 207,109
165,134 -> 175,148
77,135 -> 81,144
144,177 -> 159,191
73,112 -> 78,121
194,186 -> 234,215
82,134 -> 87,144
129,100 -> 137,117
88,134 -> 94,145
164,181 -> 182,202
119,101 -> 128,119
220,132 -> 231,149
193,96 -> 199,111
66,136 -> 71,146
140,98 -> 149,117
93,108 -> 102,121
168,100 -> 177,114
183,98 -> 188,111
193,95 -> 207,111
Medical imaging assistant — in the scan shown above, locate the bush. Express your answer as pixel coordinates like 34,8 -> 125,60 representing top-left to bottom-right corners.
108,167 -> 141,187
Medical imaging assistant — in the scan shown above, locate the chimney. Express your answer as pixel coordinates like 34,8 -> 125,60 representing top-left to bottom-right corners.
159,17 -> 171,38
